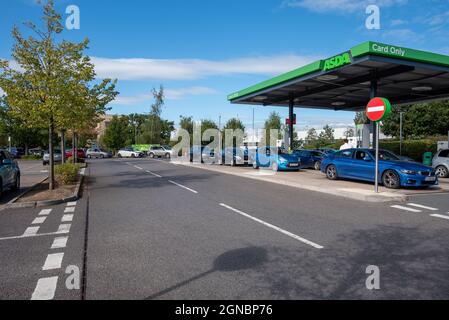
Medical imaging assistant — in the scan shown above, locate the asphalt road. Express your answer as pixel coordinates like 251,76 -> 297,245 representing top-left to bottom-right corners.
1,158 -> 449,300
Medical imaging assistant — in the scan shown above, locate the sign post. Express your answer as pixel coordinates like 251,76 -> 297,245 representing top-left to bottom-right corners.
366,97 -> 392,193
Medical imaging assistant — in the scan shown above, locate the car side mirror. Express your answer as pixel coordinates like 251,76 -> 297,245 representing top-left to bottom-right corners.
2,159 -> 13,165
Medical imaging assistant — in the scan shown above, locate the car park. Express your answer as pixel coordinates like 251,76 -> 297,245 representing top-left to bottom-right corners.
86,148 -> 112,159
294,149 -> 326,170
117,147 -> 144,158
0,149 -> 20,197
253,147 -> 300,172
321,148 -> 438,189
433,149 -> 449,178
148,145 -> 175,159
42,150 -> 63,165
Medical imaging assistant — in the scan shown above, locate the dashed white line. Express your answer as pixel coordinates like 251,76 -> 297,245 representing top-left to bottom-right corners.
390,205 -> 422,213
219,203 -> 324,249
134,165 -> 144,170
51,237 -> 68,249
31,277 -> 58,300
64,207 -> 75,213
57,224 -> 71,234
168,180 -> 198,194
23,226 -> 40,237
67,201 -> 77,207
61,214 -> 74,222
32,217 -> 47,225
407,203 -> 438,211
146,170 -> 162,178
42,253 -> 64,271
430,214 -> 449,221
38,209 -> 52,216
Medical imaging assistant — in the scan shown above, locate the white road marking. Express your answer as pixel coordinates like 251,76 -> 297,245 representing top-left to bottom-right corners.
0,231 -> 69,241
67,201 -> 77,207
31,277 -> 58,300
23,226 -> 40,237
146,170 -> 162,178
61,214 -> 74,222
51,237 -> 68,249
42,253 -> 64,270
57,224 -> 71,234
64,207 -> 75,213
390,205 -> 422,213
219,203 -> 324,249
430,214 -> 449,221
407,203 -> 438,211
168,180 -> 198,194
38,209 -> 52,216
80,168 -> 86,176
134,165 -> 143,170
32,217 -> 47,225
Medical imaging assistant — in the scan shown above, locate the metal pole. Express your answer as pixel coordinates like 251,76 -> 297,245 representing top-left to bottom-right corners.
399,112 -> 404,156
375,122 -> 380,193
218,115 -> 222,165
289,98 -> 294,151
370,79 -> 378,149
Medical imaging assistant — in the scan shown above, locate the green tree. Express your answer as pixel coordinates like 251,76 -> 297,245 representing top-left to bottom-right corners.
305,128 -> 318,142
223,118 -> 246,131
0,0 -> 117,189
102,116 -> 130,153
319,125 -> 335,143
139,86 -> 165,144
179,116 -> 194,135
344,127 -> 355,138
382,102 -> 449,139
354,111 -> 369,125
262,112 -> 282,144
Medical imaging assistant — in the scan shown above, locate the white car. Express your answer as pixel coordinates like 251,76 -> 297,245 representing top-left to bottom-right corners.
117,148 -> 143,158
148,145 -> 175,159
433,149 -> 449,178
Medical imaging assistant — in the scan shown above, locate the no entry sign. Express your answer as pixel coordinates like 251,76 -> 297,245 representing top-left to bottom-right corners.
366,97 -> 392,122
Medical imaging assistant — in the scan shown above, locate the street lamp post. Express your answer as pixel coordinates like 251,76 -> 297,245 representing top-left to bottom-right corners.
399,112 -> 404,156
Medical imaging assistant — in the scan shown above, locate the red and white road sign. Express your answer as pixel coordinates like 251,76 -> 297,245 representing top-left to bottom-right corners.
366,97 -> 391,122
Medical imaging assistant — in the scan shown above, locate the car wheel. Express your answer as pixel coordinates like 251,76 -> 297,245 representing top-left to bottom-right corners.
117,154 -> 122,158
326,165 -> 338,180
87,155 -> 92,159
0,180 -> 3,198
131,154 -> 136,158
435,165 -> 449,178
100,154 -> 104,159
165,153 -> 171,159
382,170 -> 401,189
11,174 -> 20,191
253,161 -> 259,170
43,161 -> 47,166
314,161 -> 321,171
149,153 -> 155,159
272,162 -> 279,172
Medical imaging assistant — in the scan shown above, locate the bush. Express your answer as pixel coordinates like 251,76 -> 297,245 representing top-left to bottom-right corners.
21,155 -> 41,160
380,139 -> 438,163
55,163 -> 80,185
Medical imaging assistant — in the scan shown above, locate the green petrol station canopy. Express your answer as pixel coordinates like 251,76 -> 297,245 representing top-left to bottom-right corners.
228,41 -> 449,111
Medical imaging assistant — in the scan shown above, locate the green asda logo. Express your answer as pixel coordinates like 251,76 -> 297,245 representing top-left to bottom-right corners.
323,52 -> 351,71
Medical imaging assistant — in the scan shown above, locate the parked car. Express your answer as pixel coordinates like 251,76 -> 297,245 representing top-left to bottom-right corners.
294,149 -> 326,170
221,147 -> 249,166
433,149 -> 449,178
117,147 -> 144,158
86,148 -> 112,159
321,148 -> 438,189
9,147 -> 24,159
253,147 -> 300,172
43,150 -> 63,166
0,149 -> 20,197
148,145 -> 175,159
317,148 -> 336,155
29,148 -> 44,157
65,148 -> 86,160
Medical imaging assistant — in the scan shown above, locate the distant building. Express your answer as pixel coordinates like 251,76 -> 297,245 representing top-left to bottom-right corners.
96,114 -> 115,142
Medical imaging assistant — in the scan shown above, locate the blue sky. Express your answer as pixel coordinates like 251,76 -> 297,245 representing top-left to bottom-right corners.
2,0 -> 449,130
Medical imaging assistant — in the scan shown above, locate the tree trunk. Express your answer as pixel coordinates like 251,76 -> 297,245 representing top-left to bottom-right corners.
61,129 -> 66,164
49,121 -> 55,190
73,132 -> 78,164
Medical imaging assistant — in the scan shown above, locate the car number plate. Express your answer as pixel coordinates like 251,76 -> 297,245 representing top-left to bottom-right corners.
289,163 -> 299,167
425,177 -> 436,182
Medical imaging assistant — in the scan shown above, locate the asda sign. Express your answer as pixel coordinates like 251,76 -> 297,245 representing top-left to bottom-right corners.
323,52 -> 352,71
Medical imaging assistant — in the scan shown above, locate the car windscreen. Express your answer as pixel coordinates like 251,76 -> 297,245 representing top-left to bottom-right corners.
368,150 -> 400,161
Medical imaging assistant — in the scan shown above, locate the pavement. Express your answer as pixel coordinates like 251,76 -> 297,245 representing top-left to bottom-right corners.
1,157 -> 449,300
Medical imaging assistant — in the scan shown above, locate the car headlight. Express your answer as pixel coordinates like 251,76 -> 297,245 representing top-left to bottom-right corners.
279,157 -> 288,164
401,169 -> 416,175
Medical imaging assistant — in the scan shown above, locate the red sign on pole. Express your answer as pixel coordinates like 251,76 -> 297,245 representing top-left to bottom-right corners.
366,97 -> 391,122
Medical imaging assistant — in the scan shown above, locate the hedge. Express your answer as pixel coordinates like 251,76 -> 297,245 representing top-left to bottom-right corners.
380,139 -> 438,163
55,163 -> 81,185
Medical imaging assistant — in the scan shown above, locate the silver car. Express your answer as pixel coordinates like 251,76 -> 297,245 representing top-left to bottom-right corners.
148,145 -> 174,159
433,149 -> 449,178
86,148 -> 112,159
43,150 -> 63,166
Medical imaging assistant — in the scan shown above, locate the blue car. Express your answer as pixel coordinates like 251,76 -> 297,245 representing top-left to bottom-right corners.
321,148 -> 438,189
294,149 -> 326,170
253,147 -> 300,172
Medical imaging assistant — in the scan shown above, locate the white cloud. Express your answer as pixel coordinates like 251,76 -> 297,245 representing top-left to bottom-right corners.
282,0 -> 407,13
110,86 -> 218,106
425,10 -> 449,27
0,88 -> 4,96
390,19 -> 407,27
91,54 -> 317,81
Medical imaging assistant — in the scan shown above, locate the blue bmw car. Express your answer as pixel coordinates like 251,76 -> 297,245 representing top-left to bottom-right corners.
294,149 -> 326,170
321,148 -> 438,189
253,147 -> 300,172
